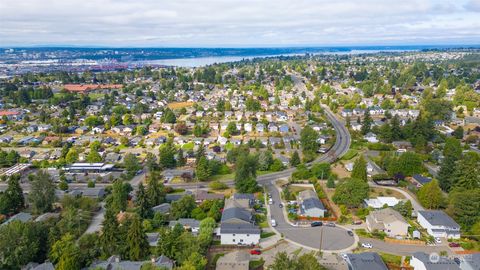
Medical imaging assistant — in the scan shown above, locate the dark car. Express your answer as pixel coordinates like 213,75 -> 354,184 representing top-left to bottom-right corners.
347,230 -> 354,237
311,221 -> 323,227
454,257 -> 460,265
279,203 -> 283,208
449,242 -> 461,248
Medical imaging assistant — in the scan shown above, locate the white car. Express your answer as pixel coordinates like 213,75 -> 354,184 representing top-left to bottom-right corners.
271,219 -> 277,227
340,253 -> 348,260
268,198 -> 273,205
361,243 -> 373,249
435,237 -> 442,244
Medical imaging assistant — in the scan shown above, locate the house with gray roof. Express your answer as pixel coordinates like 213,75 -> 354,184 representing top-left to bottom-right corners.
169,218 -> 200,234
1,212 -> 32,227
298,189 -> 326,218
220,198 -> 260,245
460,253 -> 480,270
345,252 -> 388,270
89,255 -> 174,270
417,210 -> 460,239
152,203 -> 171,214
411,252 -> 460,270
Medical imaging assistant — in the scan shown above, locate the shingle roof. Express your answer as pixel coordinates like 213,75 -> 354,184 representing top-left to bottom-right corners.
220,222 -> 261,234
418,210 -> 460,228
412,252 -> 460,270
346,252 -> 388,270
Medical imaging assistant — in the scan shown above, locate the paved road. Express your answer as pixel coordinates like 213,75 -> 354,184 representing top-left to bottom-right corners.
84,202 -> 105,235
359,237 -> 452,256
266,181 -> 356,251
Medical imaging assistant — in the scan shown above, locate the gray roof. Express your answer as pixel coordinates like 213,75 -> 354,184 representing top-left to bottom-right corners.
418,210 -> 460,228
461,253 -> 480,270
298,190 -> 325,210
221,207 -> 252,223
1,212 -> 32,226
152,203 -> 171,214
233,193 -> 255,201
90,255 -> 173,270
346,252 -> 388,270
169,218 -> 200,228
23,262 -> 55,270
412,252 -> 460,270
220,222 -> 261,234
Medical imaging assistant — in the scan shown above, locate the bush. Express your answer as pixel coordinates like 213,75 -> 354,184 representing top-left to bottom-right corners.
209,181 -> 228,190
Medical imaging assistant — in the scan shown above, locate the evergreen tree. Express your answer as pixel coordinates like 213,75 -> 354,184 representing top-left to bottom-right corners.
146,172 -> 166,206
100,209 -> 120,257
361,109 -> 372,135
159,139 -> 176,169
234,154 -> 258,193
135,183 -> 151,218
86,149 -> 102,163
351,156 -> 368,181
176,148 -> 186,167
49,234 -> 81,270
0,175 -> 24,215
126,215 -> 149,261
29,171 -> 55,214
326,175 -> 336,188
438,137 -> 462,191
258,150 -> 274,171
108,180 -> 129,214
452,152 -> 480,189
290,151 -> 301,167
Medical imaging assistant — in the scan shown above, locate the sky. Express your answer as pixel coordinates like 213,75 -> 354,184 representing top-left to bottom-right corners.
1,0 -> 480,47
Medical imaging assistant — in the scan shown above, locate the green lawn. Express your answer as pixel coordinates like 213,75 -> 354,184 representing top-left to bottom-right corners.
182,142 -> 195,150
379,252 -> 402,266
260,231 -> 276,239
341,149 -> 358,160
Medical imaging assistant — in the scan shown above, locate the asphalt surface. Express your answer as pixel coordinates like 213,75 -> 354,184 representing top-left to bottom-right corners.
266,181 -> 356,251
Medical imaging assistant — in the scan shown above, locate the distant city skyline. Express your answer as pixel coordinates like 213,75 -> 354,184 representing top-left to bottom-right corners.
1,0 -> 480,47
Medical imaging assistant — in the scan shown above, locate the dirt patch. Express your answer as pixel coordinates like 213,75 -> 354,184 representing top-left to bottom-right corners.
369,187 -> 405,199
168,101 -> 194,109
332,163 -> 351,178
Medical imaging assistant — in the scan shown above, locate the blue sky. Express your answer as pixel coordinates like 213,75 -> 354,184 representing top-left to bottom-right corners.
1,0 -> 480,47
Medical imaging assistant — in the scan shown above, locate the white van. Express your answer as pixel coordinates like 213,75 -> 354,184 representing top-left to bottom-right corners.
271,219 -> 277,227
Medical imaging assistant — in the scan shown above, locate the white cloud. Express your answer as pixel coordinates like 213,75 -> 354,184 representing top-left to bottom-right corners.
0,0 -> 478,46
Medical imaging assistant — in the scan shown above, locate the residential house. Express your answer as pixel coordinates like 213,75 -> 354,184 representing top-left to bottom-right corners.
23,262 -> 55,270
256,123 -> 265,133
364,132 -> 379,143
152,203 -> 171,215
366,208 -> 409,238
279,124 -> 289,133
410,252 -> 460,270
345,252 -> 388,270
194,190 -> 225,203
417,210 -> 461,239
412,174 -> 432,187
89,255 -> 174,270
268,123 -> 278,132
298,189 -> 326,218
244,123 -> 253,132
169,218 -> 200,234
216,251 -> 250,270
68,187 -> 106,199
460,253 -> 480,270
220,198 -> 260,245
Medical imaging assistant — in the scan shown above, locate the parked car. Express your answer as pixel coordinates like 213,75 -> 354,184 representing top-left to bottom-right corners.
449,242 -> 460,248
340,253 -> 348,260
361,243 -> 373,249
326,222 -> 336,227
279,203 -> 283,208
271,219 -> 277,227
435,237 -> 442,244
347,231 -> 354,237
250,249 -> 262,255
454,257 -> 460,265
268,198 -> 273,205
352,220 -> 362,225
311,221 -> 323,227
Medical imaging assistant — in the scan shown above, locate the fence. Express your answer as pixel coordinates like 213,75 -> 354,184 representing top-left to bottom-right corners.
384,238 -> 425,245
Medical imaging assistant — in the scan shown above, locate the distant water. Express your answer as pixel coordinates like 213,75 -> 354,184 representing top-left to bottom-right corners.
136,49 -> 414,67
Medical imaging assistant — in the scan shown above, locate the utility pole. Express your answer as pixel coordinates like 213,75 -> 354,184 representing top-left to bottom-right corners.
318,225 -> 324,258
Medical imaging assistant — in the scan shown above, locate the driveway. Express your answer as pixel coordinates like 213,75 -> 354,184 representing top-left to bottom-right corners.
265,181 -> 356,252
359,237 -> 452,256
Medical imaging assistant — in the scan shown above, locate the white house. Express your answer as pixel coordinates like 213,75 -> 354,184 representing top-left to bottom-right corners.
220,197 -> 260,245
411,252 -> 460,270
364,132 -> 379,143
366,208 -> 409,238
417,210 -> 460,239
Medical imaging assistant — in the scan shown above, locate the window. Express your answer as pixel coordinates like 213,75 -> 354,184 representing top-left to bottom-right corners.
233,234 -> 236,236
232,239 -> 235,242
240,239 -> 244,242
247,234 -> 250,236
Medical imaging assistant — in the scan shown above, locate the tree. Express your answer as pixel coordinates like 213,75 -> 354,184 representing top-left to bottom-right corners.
174,122 -> 188,135
351,156 -> 367,181
99,209 -> 120,257
311,163 -> 331,180
86,149 -> 102,163
258,150 -> 274,171
0,221 -> 49,269
438,138 -> 462,191
0,176 -> 24,215
195,156 -> 212,181
127,214 -> 150,261
417,179 -> 444,209
268,252 -> 325,270
146,172 -> 166,207
452,152 -> 480,189
29,171 -> 55,214
178,252 -> 207,270
393,200 -> 413,218
452,126 -> 464,139
234,154 -> 258,193
156,224 -> 184,259
171,195 -> 196,219
124,153 -> 141,178
49,233 -> 82,270
108,180 -> 130,214
332,178 -> 369,208
226,121 -> 238,135
447,188 -> 480,230
300,126 -> 319,161
65,147 -> 79,163
326,175 -> 336,188
159,140 -> 176,169
361,109 -> 372,135
161,108 -> 176,123
290,151 -> 301,167
135,183 -> 151,218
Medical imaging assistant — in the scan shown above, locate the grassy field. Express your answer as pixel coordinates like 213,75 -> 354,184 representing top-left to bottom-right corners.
167,101 -> 194,109
341,149 -> 358,160
379,252 -> 402,266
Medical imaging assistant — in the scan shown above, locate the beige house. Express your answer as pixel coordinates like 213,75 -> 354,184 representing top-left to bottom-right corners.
366,208 -> 409,238
216,250 -> 250,270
